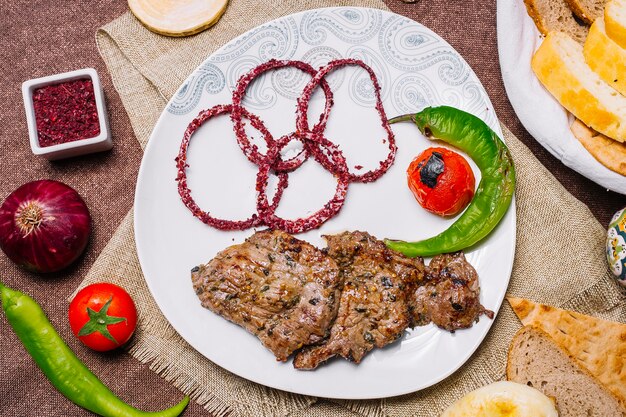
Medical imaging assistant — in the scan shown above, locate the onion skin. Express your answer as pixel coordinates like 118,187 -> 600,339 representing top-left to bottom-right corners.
0,180 -> 91,273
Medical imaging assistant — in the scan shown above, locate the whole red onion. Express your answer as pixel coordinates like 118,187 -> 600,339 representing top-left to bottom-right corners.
0,180 -> 91,273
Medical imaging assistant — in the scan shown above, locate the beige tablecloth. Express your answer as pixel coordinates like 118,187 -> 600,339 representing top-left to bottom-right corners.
77,1 -> 626,415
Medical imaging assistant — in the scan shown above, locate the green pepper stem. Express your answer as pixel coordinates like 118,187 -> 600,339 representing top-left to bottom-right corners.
388,113 -> 416,124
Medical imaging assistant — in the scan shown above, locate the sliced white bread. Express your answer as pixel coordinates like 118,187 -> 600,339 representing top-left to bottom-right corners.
524,0 -> 589,43
507,326 -> 626,416
532,31 -> 626,142
565,0 -> 606,24
584,17 -> 626,96
606,0 -> 626,48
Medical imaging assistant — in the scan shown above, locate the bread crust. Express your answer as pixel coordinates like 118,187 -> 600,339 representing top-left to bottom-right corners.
524,0 -> 590,43
507,325 -> 626,414
532,31 -> 626,142
570,118 -> 626,175
564,0 -> 598,24
508,297 -> 626,409
605,0 -> 626,48
584,18 -> 626,96
524,0 -> 551,34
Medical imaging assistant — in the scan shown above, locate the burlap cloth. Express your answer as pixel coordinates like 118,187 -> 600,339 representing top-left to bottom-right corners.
77,1 -> 626,416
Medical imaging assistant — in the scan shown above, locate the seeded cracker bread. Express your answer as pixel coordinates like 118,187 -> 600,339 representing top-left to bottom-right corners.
606,0 -> 626,48
584,17 -> 626,96
507,326 -> 626,416
565,0 -> 607,24
524,0 -> 589,43
570,118 -> 626,175
507,297 -> 626,409
531,31 -> 626,142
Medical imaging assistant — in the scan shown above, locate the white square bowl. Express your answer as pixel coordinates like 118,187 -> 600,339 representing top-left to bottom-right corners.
22,68 -> 112,160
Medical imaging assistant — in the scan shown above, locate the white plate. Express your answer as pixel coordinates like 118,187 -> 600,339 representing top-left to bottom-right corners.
134,7 -> 516,399
497,0 -> 626,194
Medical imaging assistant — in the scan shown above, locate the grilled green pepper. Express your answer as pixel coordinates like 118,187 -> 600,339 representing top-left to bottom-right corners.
385,106 -> 515,257
0,282 -> 189,417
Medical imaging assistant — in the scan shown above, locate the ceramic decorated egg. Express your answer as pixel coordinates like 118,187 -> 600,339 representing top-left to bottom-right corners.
607,207 -> 626,287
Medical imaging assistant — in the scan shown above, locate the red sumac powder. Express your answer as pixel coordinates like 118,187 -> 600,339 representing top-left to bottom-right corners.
32,79 -> 100,147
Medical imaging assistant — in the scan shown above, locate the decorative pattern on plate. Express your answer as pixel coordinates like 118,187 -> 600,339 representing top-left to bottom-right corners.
210,18 -> 299,64
300,8 -> 382,45
461,82 -> 498,128
346,45 -> 390,106
225,57 -> 273,110
269,46 -> 346,101
168,62 -> 225,115
378,15 -> 470,86
391,73 -> 455,114
167,8 -> 490,131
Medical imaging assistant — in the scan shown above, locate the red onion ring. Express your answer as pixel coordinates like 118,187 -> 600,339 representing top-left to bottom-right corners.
296,58 -> 397,183
231,59 -> 334,172
175,104 -> 288,230
176,58 -> 395,234
256,132 -> 349,234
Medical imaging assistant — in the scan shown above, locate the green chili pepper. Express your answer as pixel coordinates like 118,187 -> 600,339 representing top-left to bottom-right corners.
0,282 -> 189,417
384,106 -> 515,257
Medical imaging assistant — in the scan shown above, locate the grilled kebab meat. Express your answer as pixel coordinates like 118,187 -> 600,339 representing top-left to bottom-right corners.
413,252 -> 494,331
293,231 -> 426,370
191,229 -> 342,361
192,230 -> 493,369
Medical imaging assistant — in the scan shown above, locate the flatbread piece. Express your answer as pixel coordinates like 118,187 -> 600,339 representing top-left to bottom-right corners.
571,118 -> 626,176
507,296 -> 626,408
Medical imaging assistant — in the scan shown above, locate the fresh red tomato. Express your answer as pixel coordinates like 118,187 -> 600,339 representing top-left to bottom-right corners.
407,147 -> 475,217
69,283 -> 137,352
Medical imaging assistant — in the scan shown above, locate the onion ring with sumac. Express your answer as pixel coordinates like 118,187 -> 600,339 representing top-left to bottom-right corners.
231,59 -> 334,173
175,104 -> 288,230
296,58 -> 396,183
176,58 -> 395,234
256,131 -> 349,234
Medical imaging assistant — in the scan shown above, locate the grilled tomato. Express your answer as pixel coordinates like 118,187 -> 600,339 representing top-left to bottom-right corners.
407,147 -> 475,217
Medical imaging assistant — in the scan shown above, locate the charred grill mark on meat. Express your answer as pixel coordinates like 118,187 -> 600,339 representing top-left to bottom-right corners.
413,252 -> 494,331
191,230 -> 342,361
293,231 -> 426,370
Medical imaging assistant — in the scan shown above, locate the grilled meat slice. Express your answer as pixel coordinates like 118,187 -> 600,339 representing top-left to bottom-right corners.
413,252 -> 494,331
293,231 -> 425,370
191,229 -> 342,361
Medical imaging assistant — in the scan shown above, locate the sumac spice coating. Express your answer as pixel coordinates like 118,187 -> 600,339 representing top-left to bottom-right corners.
231,59 -> 334,172
296,58 -> 397,183
255,132 -> 349,234
177,59 -> 396,235
175,104 -> 288,231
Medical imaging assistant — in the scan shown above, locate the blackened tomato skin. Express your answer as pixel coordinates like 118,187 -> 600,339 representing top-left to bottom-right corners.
407,147 -> 475,217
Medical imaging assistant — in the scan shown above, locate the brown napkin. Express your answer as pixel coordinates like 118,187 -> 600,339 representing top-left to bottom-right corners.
83,1 -> 626,415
